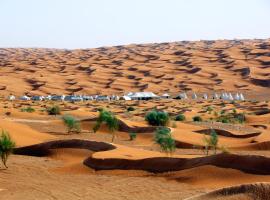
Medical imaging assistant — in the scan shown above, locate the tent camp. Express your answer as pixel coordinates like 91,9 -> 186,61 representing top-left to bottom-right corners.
126,92 -> 159,100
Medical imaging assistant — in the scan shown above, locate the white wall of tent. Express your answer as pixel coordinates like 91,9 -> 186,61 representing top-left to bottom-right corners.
6,92 -> 245,102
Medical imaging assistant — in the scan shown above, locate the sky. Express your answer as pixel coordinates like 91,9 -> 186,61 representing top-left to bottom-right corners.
0,0 -> 270,49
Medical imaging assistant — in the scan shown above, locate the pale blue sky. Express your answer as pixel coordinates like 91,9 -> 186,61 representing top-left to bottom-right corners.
0,0 -> 270,49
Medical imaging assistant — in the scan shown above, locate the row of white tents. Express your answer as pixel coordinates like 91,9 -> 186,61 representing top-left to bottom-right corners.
6,92 -> 245,101
177,92 -> 245,101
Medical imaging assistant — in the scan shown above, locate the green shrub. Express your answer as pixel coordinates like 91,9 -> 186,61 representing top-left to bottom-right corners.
62,115 -> 81,133
235,113 -> 246,123
154,128 -> 175,155
129,132 -> 137,141
0,130 -> 15,168
193,116 -> 202,122
21,106 -> 35,113
47,105 -> 61,115
216,112 -> 245,124
145,110 -> 169,126
220,110 -> 226,115
93,109 -> 119,142
127,106 -> 135,112
203,129 -> 219,155
175,114 -> 185,121
206,106 -> 213,113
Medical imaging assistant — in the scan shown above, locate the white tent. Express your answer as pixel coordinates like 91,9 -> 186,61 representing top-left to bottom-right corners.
213,93 -> 220,99
192,93 -> 197,99
203,93 -> 208,100
228,93 -> 234,101
121,95 -> 132,100
126,92 -> 159,100
177,92 -> 188,99
7,95 -> 16,101
20,95 -> 30,101
239,93 -> 245,101
234,93 -> 240,101
161,93 -> 170,99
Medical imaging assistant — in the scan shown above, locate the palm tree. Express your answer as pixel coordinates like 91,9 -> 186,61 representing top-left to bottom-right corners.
0,130 -> 15,168
93,109 -> 119,142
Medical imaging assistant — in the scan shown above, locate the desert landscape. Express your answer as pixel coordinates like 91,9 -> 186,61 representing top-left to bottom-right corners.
0,38 -> 270,200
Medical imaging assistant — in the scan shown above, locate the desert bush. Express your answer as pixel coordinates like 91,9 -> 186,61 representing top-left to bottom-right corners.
216,112 -> 245,124
206,106 -> 213,113
220,109 -> 226,115
193,116 -> 202,122
93,109 -> 119,142
154,127 -> 175,155
145,110 -> 169,126
47,105 -> 61,115
129,132 -> 137,141
127,106 -> 135,112
203,129 -> 219,155
0,130 -> 15,168
62,115 -> 81,133
175,114 -> 185,121
21,106 -> 35,113
235,113 -> 246,123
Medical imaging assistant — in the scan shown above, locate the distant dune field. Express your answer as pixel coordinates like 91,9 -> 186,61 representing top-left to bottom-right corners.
0,39 -> 269,97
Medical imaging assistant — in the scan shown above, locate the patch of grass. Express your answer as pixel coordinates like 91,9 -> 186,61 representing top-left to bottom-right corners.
129,132 -> 137,141
216,112 -> 246,124
20,106 -> 35,113
62,115 -> 81,134
206,106 -> 213,113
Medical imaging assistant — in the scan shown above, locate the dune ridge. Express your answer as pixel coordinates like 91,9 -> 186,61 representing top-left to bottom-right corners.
0,39 -> 270,97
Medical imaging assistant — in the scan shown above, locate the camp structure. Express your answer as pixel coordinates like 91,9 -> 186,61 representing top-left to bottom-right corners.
7,95 -> 16,101
31,96 -> 44,101
19,95 -> 31,101
175,92 -> 188,100
125,92 -> 159,100
161,93 -> 170,99
191,92 -> 197,100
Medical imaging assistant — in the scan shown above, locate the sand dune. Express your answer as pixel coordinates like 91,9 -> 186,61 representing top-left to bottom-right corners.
0,39 -> 270,97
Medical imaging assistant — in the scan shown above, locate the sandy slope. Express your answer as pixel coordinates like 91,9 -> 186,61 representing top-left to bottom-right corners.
0,39 -> 269,97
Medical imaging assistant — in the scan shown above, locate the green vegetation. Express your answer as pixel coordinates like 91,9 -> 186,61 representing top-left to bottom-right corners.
203,129 -> 219,155
20,106 -> 35,113
0,130 -> 15,168
216,112 -> 246,124
93,109 -> 119,142
62,115 -> 81,134
129,132 -> 137,141
47,105 -> 61,115
154,127 -> 175,155
127,106 -> 135,112
145,110 -> 169,126
175,114 -> 186,121
193,116 -> 202,122
206,106 -> 213,113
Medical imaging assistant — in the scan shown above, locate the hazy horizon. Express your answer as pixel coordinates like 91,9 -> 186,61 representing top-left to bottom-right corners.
1,0 -> 270,49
